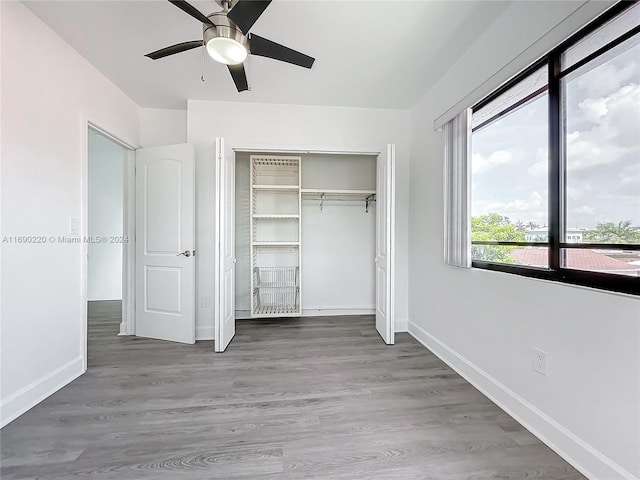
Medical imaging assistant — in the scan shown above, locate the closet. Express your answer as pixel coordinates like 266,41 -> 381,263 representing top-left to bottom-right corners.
235,152 -> 377,319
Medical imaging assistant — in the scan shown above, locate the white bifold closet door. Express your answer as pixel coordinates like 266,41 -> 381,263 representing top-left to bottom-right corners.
135,143 -> 196,344
214,138 -> 236,352
375,145 -> 395,345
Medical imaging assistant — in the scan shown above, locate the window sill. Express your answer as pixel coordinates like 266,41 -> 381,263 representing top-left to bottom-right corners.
471,260 -> 639,296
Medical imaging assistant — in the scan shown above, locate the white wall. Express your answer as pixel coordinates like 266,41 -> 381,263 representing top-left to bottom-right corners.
87,132 -> 124,301
187,100 -> 410,339
139,108 -> 187,148
301,199 -> 375,314
1,2 -> 140,427
234,153 -> 376,316
408,2 -> 639,479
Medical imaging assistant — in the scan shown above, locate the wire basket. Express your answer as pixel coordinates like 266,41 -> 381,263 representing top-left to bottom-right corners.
254,266 -> 298,287
253,266 -> 299,315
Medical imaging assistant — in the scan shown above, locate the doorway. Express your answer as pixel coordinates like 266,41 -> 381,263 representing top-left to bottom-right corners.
84,125 -> 136,369
86,128 -> 127,366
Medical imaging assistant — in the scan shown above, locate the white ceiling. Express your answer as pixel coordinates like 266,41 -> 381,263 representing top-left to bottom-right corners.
24,0 -> 510,110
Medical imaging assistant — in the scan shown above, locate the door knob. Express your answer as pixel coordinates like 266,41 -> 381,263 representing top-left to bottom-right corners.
177,250 -> 191,257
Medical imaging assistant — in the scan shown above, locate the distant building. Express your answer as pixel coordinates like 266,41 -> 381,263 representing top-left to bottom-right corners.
525,228 -> 584,243
511,248 -> 640,276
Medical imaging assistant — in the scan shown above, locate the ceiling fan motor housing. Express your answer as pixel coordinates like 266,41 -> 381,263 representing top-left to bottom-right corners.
203,12 -> 249,52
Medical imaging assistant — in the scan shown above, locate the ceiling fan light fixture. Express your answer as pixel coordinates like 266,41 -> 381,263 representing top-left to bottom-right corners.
206,37 -> 247,65
203,13 -> 249,66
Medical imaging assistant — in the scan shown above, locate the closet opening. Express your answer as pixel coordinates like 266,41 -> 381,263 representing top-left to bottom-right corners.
234,152 -> 377,321
214,140 -> 394,351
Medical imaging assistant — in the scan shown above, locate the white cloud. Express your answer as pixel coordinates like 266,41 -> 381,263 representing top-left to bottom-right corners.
567,84 -> 640,173
578,97 -> 608,123
492,190 -> 543,212
472,150 -> 513,174
617,163 -> 640,196
567,183 -> 592,201
619,163 -> 640,184
576,60 -> 638,98
527,147 -> 548,176
606,84 -> 640,148
473,191 -> 547,224
574,205 -> 596,215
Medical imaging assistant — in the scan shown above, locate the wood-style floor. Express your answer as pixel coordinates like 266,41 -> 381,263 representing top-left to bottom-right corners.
1,301 -> 585,479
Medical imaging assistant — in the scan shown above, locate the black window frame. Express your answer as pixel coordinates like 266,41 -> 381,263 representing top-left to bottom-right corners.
470,1 -> 640,296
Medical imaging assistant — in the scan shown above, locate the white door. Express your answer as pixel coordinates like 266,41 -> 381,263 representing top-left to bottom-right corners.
214,138 -> 236,352
135,144 -> 195,344
375,144 -> 395,344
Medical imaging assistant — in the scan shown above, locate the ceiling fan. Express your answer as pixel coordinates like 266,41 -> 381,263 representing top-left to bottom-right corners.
145,0 -> 315,92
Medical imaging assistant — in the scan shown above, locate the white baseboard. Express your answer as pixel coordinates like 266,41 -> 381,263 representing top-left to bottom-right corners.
302,305 -> 375,316
1,357 -> 84,428
236,308 -> 376,318
196,325 -> 214,341
407,321 -> 637,480
394,317 -> 408,332
118,322 -> 128,336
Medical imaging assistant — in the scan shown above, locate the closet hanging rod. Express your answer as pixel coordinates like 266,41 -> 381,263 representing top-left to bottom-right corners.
303,193 -> 376,213
302,197 -> 375,202
301,188 -> 375,196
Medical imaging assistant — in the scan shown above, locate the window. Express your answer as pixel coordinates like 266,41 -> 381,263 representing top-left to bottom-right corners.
470,2 -> 639,295
471,67 -> 549,267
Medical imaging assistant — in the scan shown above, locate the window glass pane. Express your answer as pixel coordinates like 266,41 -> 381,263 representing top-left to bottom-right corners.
471,72 -> 549,266
562,248 -> 640,276
472,65 -> 548,130
473,245 -> 549,268
562,3 -> 640,72
563,38 -> 640,246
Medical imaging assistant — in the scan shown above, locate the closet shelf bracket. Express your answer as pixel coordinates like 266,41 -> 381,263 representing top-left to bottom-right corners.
365,194 -> 375,214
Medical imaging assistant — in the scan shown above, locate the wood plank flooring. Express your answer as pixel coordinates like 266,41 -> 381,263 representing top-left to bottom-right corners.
0,301 -> 585,479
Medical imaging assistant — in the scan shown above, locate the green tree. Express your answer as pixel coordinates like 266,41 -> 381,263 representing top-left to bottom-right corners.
583,220 -> 640,244
471,213 -> 526,263
526,221 -> 540,230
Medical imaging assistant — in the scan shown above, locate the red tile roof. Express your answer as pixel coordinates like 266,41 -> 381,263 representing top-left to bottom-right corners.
512,248 -> 638,271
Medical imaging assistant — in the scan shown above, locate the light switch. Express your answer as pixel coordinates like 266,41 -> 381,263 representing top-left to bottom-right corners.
70,217 -> 80,235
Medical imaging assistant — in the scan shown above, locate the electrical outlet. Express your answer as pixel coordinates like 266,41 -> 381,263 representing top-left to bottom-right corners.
201,296 -> 210,308
533,348 -> 548,376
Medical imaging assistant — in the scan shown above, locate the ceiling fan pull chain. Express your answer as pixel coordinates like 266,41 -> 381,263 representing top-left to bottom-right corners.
201,45 -> 206,82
